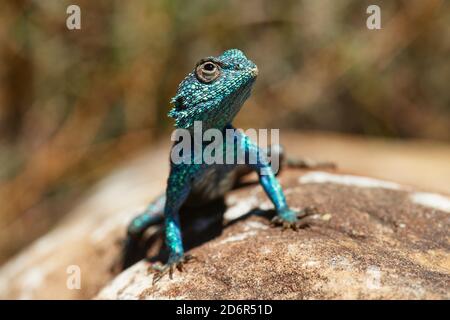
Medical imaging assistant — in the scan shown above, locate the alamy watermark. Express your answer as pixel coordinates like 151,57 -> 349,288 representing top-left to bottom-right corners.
66,4 -> 382,31
66,5 -> 81,30
66,265 -> 81,290
170,121 -> 280,175
366,5 -> 382,30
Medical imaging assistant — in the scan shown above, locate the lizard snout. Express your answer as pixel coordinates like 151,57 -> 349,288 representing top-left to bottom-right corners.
250,67 -> 259,77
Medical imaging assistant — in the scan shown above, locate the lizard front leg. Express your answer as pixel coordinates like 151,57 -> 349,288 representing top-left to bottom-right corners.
151,167 -> 196,283
259,170 -> 316,229
241,134 -> 315,229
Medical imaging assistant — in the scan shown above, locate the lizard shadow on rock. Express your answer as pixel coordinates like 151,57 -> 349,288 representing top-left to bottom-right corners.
146,198 -> 275,263
134,197 -> 274,267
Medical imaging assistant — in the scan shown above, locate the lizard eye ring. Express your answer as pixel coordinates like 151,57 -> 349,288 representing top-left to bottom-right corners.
196,61 -> 221,83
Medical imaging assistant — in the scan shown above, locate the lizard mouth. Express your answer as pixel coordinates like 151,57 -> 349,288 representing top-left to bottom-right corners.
250,67 -> 258,77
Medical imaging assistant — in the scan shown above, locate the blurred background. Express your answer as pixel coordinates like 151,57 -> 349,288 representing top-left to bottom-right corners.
0,0 -> 449,264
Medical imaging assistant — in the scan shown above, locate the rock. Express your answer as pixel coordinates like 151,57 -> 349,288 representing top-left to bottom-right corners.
0,146 -> 170,300
1,161 -> 449,299
96,171 -> 449,299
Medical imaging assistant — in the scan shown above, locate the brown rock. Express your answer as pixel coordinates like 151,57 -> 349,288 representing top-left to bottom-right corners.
97,171 -> 450,299
0,148 -> 169,300
1,165 -> 449,299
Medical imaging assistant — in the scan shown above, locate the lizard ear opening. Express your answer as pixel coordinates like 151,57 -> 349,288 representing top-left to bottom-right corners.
195,60 -> 221,83
173,96 -> 186,111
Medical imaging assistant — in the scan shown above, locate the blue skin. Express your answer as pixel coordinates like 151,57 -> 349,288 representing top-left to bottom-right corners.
124,49 -> 307,280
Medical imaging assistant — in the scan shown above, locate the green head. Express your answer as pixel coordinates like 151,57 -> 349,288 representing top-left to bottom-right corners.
169,49 -> 258,131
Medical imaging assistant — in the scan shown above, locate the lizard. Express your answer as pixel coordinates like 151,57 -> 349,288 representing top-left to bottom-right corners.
121,49 -> 333,282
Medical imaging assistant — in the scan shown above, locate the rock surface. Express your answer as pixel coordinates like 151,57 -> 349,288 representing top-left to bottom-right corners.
1,162 -> 449,299
0,146 -> 170,299
96,171 -> 450,300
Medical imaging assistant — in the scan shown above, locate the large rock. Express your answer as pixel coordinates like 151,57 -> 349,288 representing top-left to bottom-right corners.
0,147 -> 170,300
1,132 -> 450,300
1,165 -> 449,299
95,171 -> 449,299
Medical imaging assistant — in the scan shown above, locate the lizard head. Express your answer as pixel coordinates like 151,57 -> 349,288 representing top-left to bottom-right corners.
169,49 -> 258,130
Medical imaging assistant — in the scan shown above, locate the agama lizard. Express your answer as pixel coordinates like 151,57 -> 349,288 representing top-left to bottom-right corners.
122,49 -> 332,282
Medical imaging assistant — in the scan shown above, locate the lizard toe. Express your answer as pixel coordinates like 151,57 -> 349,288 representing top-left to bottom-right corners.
150,254 -> 197,284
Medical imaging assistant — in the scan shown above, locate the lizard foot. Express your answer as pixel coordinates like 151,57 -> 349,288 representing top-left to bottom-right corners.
150,254 -> 196,284
271,206 -> 318,230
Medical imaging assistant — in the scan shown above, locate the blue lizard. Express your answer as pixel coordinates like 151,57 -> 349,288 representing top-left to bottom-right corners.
122,49 -> 322,282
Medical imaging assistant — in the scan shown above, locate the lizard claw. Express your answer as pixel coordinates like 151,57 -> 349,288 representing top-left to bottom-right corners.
150,254 -> 196,284
297,206 -> 319,218
271,206 -> 318,230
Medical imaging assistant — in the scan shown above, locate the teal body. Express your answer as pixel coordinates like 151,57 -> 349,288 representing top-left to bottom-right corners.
124,49 -> 300,275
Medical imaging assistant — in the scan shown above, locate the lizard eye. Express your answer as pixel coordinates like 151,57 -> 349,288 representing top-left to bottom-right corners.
196,61 -> 221,83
